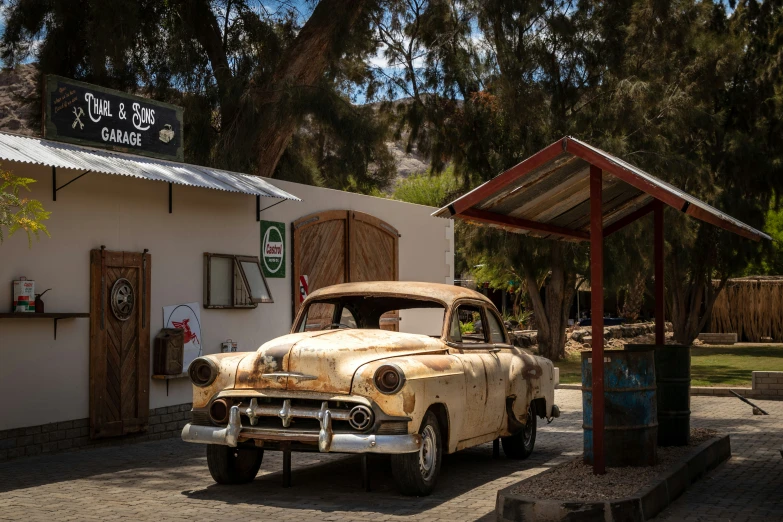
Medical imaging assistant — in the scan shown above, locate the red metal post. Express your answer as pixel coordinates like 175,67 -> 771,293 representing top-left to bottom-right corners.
654,200 -> 665,345
589,164 -> 605,475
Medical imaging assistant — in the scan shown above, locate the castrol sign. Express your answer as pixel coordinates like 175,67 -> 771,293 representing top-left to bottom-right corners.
260,221 -> 285,278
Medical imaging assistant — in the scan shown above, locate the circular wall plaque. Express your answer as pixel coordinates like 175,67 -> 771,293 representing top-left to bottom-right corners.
110,278 -> 135,321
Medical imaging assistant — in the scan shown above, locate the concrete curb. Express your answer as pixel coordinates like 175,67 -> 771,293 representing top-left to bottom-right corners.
555,383 -> 783,401
495,435 -> 731,522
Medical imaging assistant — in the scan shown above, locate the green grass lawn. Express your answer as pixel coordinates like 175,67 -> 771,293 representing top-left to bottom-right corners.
556,344 -> 783,387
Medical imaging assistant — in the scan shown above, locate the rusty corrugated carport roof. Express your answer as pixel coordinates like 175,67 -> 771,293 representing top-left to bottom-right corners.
433,136 -> 770,242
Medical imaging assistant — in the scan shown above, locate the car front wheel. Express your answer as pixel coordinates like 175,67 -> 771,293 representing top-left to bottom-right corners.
501,403 -> 537,459
206,444 -> 264,484
391,411 -> 442,496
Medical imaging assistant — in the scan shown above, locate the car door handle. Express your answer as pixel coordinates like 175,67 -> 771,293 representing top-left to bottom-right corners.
489,347 -> 501,353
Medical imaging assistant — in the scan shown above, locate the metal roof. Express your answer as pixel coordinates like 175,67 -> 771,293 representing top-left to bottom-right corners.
0,131 -> 300,201
434,136 -> 770,242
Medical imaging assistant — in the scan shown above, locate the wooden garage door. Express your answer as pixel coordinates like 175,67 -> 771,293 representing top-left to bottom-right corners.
293,211 -> 399,330
89,248 -> 151,439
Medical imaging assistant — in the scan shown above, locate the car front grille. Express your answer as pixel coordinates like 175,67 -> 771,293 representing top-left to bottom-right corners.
196,396 -> 379,434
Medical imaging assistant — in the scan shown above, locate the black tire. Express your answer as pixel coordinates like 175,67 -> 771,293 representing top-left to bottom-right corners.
501,403 -> 537,459
391,411 -> 442,496
206,444 -> 264,484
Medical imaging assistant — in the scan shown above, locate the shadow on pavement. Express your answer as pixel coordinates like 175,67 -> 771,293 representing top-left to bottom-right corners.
0,439 -> 205,494
182,447 -> 564,516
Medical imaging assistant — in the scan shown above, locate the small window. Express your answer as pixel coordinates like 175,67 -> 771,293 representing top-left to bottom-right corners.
204,253 -> 273,309
298,303 -> 336,331
449,312 -> 462,342
485,309 -> 507,344
450,304 -> 487,344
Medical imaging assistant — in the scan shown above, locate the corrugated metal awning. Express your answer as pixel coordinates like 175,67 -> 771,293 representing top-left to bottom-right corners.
434,136 -> 769,242
0,131 -> 300,201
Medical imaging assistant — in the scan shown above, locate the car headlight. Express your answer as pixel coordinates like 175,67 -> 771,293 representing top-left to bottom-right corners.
374,364 -> 405,394
189,357 -> 218,387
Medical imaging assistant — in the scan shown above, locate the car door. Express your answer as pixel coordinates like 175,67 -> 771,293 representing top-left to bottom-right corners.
482,306 -> 517,429
448,301 -> 507,443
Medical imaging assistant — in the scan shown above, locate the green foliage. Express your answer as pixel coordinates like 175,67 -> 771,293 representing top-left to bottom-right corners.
746,193 -> 783,275
387,167 -> 460,207
0,169 -> 50,246
459,321 -> 474,334
374,0 -> 783,348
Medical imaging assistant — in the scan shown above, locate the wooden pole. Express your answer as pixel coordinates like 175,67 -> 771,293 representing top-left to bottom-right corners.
655,201 -> 665,345
590,164 -> 605,475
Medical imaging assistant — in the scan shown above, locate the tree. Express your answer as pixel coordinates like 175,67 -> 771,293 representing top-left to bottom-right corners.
0,169 -> 49,245
587,0 -> 783,344
460,227 -> 586,360
1,0 -> 394,192
372,0 -> 617,359
381,0 -> 783,350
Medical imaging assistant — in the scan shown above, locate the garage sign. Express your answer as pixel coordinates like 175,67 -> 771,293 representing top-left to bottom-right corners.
261,220 -> 285,278
43,75 -> 184,161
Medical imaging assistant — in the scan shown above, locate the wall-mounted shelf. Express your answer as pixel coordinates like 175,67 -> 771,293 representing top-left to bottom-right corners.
151,372 -> 189,395
0,312 -> 90,339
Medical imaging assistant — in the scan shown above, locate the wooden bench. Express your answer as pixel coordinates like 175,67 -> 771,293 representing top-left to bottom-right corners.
698,332 -> 738,345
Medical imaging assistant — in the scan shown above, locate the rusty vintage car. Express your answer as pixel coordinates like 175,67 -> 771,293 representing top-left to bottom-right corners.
181,281 -> 560,495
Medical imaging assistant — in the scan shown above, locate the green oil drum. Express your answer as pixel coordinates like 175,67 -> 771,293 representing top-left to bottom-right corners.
651,344 -> 691,446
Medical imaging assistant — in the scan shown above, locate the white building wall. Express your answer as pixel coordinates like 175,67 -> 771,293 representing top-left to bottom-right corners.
0,164 -> 454,430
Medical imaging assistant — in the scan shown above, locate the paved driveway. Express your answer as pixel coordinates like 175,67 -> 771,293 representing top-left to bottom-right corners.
0,390 -> 780,521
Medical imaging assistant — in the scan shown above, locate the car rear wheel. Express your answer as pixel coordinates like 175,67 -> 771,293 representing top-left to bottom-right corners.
501,403 -> 537,459
206,444 -> 264,484
391,411 -> 442,496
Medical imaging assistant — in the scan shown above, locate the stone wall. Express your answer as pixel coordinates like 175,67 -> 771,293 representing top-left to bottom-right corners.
570,321 -> 673,344
752,372 -> 783,397
0,403 -> 192,462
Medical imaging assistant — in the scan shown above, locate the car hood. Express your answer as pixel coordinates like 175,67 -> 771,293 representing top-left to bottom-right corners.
234,329 -> 446,394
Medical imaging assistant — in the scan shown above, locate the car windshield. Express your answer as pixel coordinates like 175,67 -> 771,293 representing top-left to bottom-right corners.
294,295 -> 446,337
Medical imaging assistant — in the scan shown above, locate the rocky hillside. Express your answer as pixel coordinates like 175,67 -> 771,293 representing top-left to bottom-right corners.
0,64 -> 39,136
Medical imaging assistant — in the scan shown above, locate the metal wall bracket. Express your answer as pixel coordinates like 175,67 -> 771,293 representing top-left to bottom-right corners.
257,197 -> 286,221
52,167 -> 91,201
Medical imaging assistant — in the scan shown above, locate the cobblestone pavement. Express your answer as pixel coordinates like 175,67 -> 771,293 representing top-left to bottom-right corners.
658,395 -> 783,522
0,390 -> 780,521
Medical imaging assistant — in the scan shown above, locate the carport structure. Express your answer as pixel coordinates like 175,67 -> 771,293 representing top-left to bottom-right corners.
435,136 -> 770,474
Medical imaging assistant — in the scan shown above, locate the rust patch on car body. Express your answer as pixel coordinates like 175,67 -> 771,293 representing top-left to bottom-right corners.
403,390 -> 416,414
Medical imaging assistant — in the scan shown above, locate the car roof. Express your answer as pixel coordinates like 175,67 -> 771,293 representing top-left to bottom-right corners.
305,281 -> 494,308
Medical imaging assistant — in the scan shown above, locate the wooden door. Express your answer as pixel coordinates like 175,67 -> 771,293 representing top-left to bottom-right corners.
89,249 -> 151,439
292,211 -> 399,330
349,211 -> 400,331
293,211 -> 349,319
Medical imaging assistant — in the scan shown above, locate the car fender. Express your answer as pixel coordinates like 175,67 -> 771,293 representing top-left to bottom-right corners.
507,350 -> 556,428
351,353 -> 466,453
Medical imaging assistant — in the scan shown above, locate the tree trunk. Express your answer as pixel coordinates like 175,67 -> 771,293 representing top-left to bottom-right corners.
251,0 -> 371,178
668,254 -> 729,345
524,243 -> 575,361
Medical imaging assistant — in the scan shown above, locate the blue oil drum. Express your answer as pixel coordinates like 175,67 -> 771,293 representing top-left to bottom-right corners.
582,346 -> 658,467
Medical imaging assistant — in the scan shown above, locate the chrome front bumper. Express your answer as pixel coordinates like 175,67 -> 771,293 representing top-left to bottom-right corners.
181,405 -> 422,454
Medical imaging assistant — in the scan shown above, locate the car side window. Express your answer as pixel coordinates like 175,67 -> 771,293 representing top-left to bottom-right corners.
485,309 -> 507,344
450,304 -> 487,344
